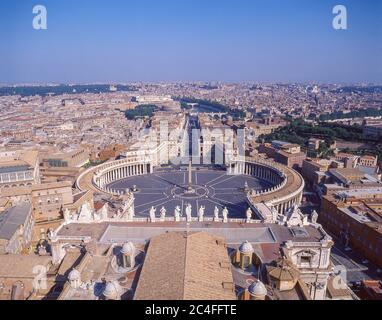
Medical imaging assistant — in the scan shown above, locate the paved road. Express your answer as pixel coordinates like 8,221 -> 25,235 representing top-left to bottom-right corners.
331,241 -> 382,284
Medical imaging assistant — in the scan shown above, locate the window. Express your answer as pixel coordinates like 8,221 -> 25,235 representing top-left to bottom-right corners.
242,255 -> 251,268
301,256 -> 311,264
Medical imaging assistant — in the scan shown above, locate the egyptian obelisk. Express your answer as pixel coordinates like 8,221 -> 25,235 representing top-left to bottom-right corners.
188,159 -> 193,191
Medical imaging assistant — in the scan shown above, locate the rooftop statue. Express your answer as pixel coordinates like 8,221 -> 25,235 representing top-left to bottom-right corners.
100,204 -> 108,221
149,206 -> 156,222
174,206 -> 181,221
246,207 -> 253,222
271,207 -> 279,222
198,205 -> 205,222
311,210 -> 318,224
64,208 -> 72,223
214,206 -> 220,221
160,206 -> 167,219
185,203 -> 192,221
222,207 -> 229,222
128,206 -> 134,220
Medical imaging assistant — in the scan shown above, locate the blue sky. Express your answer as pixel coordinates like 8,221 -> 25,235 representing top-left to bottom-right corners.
1,0 -> 381,84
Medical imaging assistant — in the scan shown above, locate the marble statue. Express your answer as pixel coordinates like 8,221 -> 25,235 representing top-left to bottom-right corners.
64,208 -> 71,223
311,210 -> 318,224
100,204 -> 109,221
48,229 -> 57,241
117,208 -> 123,219
222,207 -> 229,223
198,206 -> 205,222
38,244 -> 47,256
246,207 -> 252,222
149,206 -> 156,222
271,207 -> 279,222
128,206 -> 134,220
160,206 -> 167,220
122,200 -> 130,214
214,206 -> 220,222
185,204 -> 192,221
174,206 -> 181,222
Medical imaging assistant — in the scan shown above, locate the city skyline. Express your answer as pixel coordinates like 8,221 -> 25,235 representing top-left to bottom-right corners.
1,0 -> 381,84
0,0 -> 381,304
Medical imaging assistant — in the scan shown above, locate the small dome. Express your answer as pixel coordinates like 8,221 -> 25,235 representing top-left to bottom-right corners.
239,241 -> 254,254
103,281 -> 122,300
68,269 -> 81,281
248,280 -> 267,297
121,242 -> 135,255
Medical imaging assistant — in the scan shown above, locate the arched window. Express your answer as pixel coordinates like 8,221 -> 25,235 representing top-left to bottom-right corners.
242,255 -> 251,268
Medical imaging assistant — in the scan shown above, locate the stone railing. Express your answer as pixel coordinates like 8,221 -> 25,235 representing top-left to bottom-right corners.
61,216 -> 263,225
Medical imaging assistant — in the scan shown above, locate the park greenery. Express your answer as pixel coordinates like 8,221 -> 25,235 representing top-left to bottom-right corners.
83,159 -> 107,169
258,119 -> 382,161
125,104 -> 157,120
259,119 -> 363,145
318,107 -> 382,121
175,97 -> 246,120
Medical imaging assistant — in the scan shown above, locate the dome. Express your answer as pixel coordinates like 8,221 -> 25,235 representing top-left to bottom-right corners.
103,281 -> 122,300
68,269 -> 81,281
121,242 -> 135,255
239,241 -> 254,254
267,258 -> 300,282
248,280 -> 267,297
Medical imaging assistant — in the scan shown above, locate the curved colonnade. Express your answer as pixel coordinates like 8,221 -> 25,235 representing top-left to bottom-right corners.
76,156 -> 304,216
233,158 -> 305,214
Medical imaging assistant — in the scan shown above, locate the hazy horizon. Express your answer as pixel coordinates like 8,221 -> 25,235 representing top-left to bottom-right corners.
1,81 -> 382,87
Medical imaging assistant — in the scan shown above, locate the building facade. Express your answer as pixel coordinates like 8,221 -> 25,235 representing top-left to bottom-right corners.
0,203 -> 34,254
0,150 -> 40,189
320,189 -> 382,268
